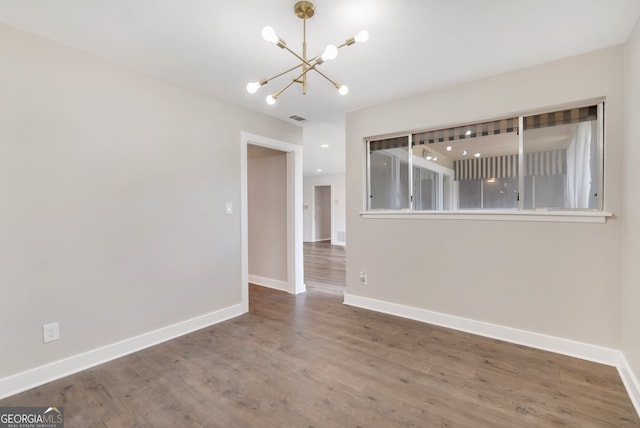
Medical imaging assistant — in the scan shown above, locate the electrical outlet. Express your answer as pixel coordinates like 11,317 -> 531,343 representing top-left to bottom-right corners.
43,322 -> 60,344
359,271 -> 368,285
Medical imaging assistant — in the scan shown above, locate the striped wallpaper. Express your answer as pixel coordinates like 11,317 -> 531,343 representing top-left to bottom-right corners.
454,150 -> 567,181
368,106 -> 595,151
413,117 -> 518,145
369,136 -> 409,152
523,106 -> 597,130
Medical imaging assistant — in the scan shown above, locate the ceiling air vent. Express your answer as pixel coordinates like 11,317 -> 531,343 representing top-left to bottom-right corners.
289,115 -> 308,123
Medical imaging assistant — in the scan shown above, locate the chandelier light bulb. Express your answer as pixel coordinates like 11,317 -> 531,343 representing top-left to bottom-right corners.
354,30 -> 369,43
262,26 -> 279,44
338,84 -> 349,95
322,44 -> 338,61
266,94 -> 277,105
246,82 -> 260,94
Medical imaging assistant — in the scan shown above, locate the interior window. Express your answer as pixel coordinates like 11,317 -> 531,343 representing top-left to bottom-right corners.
366,103 -> 603,213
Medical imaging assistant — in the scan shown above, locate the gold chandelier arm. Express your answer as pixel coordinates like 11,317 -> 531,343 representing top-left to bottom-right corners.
311,67 -> 339,87
273,63 -> 319,98
272,79 -> 298,99
261,63 -> 304,85
281,44 -> 315,68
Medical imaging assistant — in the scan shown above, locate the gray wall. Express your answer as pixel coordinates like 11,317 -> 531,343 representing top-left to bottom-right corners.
622,18 -> 640,385
0,23 -> 301,378
346,46 -> 624,347
247,146 -> 288,283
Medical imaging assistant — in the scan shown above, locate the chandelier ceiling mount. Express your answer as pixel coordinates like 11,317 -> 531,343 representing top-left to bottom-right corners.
246,1 -> 368,105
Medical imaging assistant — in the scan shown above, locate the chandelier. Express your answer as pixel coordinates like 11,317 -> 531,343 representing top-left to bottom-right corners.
246,1 -> 368,105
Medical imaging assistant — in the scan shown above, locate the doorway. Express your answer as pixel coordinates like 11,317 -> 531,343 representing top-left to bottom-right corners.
240,132 -> 305,312
314,185 -> 331,242
247,145 -> 288,291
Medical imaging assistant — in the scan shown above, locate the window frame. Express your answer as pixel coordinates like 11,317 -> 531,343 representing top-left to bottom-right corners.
363,101 -> 611,223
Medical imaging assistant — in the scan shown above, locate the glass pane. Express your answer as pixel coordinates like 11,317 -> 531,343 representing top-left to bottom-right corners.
524,175 -> 566,209
369,143 -> 410,209
443,175 -> 452,210
413,117 -> 519,210
459,180 -> 481,209
452,132 -> 519,209
409,145 -> 454,211
412,166 -> 438,210
483,178 -> 518,209
523,110 -> 598,209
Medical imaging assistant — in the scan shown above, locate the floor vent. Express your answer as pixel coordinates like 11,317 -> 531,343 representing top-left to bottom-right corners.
289,115 -> 308,122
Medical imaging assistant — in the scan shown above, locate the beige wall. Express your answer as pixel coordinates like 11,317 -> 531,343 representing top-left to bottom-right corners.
0,23 -> 301,378
622,19 -> 640,382
247,146 -> 287,282
346,46 -> 624,347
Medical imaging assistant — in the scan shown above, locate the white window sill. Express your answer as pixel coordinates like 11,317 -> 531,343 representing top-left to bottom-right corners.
360,209 -> 612,223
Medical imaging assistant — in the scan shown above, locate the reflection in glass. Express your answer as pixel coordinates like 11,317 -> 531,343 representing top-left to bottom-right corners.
366,105 -> 601,213
483,178 -> 518,209
459,181 -> 482,209
523,108 -> 598,209
369,137 -> 410,209
413,166 -> 438,210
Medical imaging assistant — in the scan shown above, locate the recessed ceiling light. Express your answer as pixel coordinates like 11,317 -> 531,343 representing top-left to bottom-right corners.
465,130 -> 472,136
446,146 -> 452,151
433,156 -> 438,161
462,150 -> 468,156
316,168 -> 323,172
474,152 -> 481,158
320,144 -> 329,148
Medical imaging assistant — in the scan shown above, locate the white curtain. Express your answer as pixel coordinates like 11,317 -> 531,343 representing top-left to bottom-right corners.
565,122 -> 592,208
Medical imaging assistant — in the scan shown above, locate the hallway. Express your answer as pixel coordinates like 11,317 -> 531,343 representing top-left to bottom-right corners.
303,241 -> 345,297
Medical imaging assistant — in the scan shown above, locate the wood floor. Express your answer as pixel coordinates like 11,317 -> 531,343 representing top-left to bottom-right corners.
304,241 -> 345,297
2,256 -> 639,426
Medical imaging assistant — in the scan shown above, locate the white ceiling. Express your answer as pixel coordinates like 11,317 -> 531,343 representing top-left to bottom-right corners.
1,0 -> 639,175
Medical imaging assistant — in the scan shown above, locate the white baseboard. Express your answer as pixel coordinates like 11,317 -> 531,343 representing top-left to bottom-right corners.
618,354 -> 640,416
248,274 -> 289,292
343,292 -> 619,365
331,240 -> 346,247
343,292 -> 640,418
0,303 -> 245,400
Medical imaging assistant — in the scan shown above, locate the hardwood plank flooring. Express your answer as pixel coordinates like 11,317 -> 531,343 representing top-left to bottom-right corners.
304,241 -> 345,297
1,283 -> 638,427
